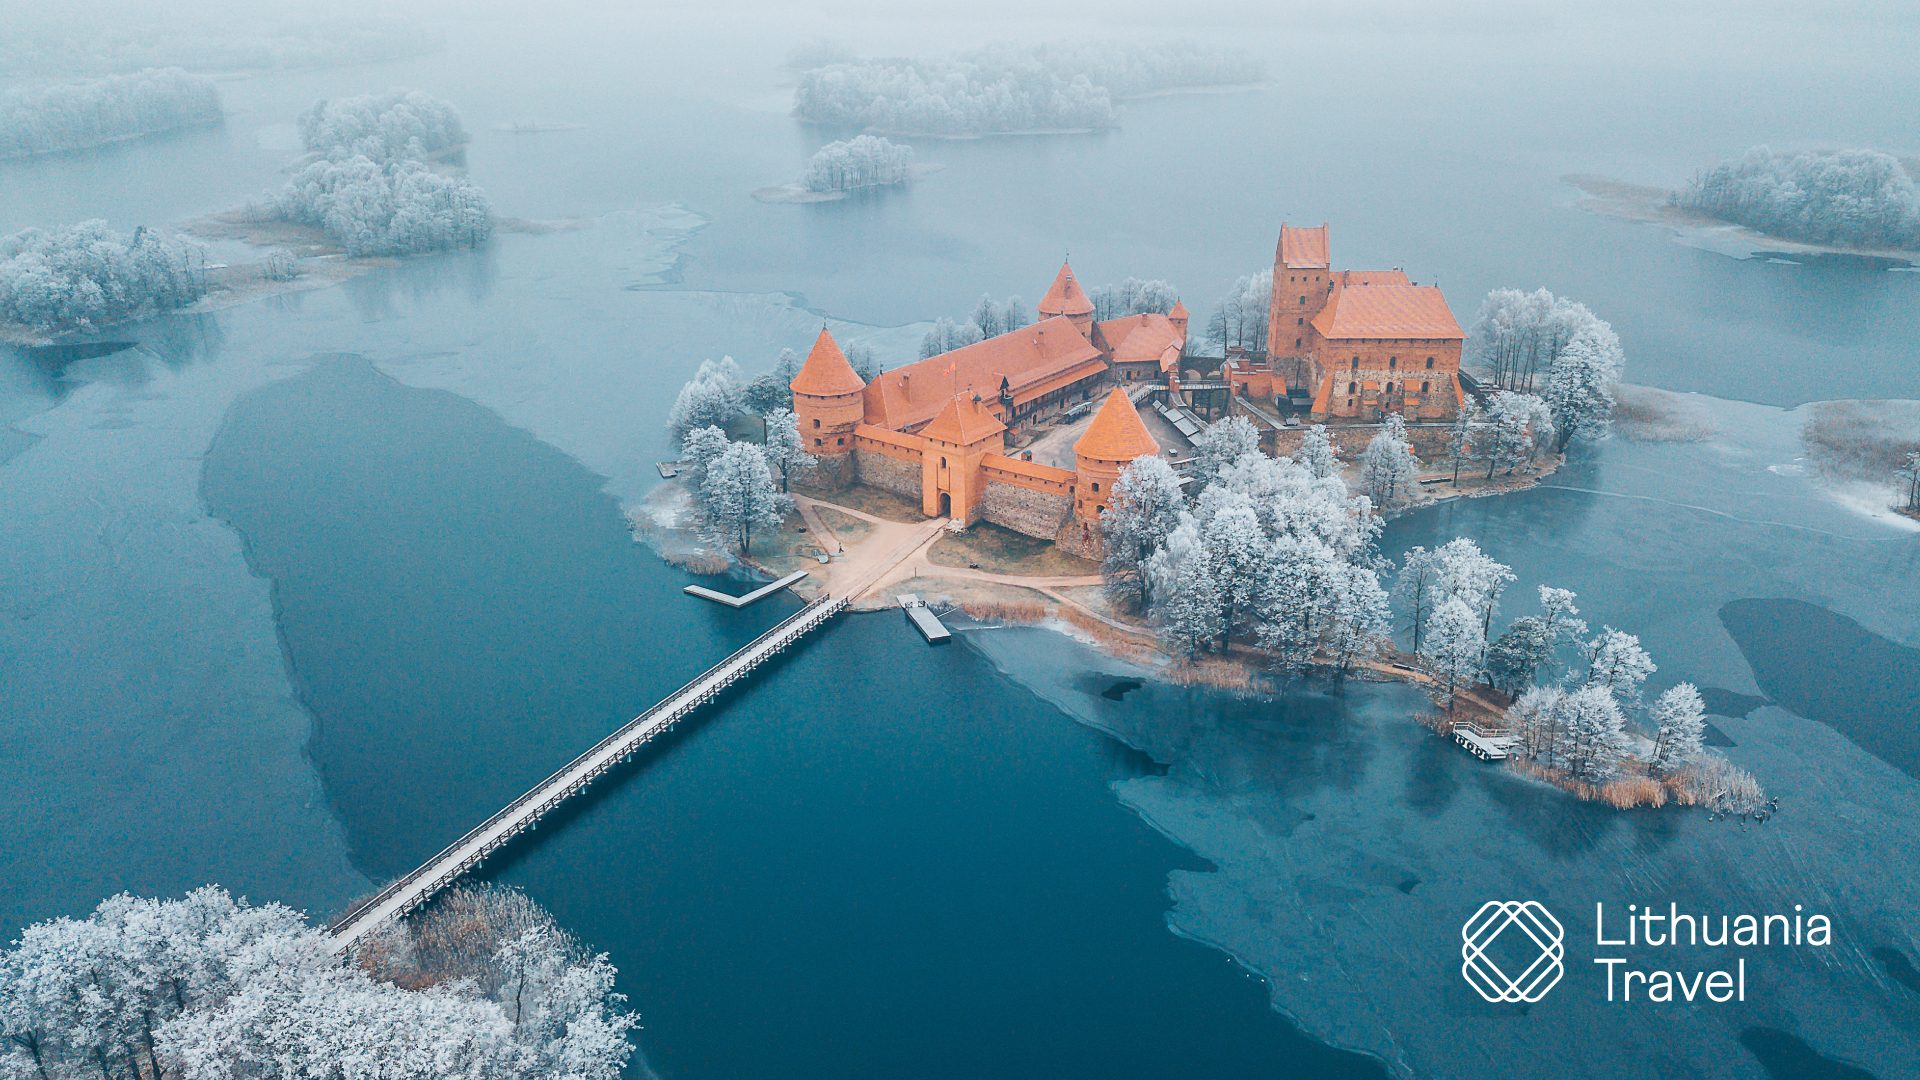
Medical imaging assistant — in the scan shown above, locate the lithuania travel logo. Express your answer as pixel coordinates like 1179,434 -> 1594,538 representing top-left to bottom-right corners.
1462,901 -> 1565,1003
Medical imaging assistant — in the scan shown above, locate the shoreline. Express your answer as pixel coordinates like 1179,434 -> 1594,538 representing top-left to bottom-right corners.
1561,173 -> 1920,265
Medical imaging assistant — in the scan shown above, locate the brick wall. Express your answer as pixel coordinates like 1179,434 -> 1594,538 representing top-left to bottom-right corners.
980,480 -> 1073,540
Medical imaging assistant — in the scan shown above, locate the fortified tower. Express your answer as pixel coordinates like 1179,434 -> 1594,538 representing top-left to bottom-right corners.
1266,223 -> 1331,388
1065,387 -> 1160,557
1037,260 -> 1096,338
789,328 -> 866,489
918,393 -> 1007,525
1167,299 -> 1191,344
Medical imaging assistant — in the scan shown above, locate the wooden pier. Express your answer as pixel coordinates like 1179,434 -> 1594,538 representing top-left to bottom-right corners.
897,593 -> 951,644
684,570 -> 809,608
327,592 -> 846,952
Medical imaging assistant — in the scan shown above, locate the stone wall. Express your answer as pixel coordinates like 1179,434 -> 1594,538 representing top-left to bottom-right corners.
801,452 -> 855,490
1265,419 -> 1456,465
854,447 -> 921,500
980,479 -> 1073,540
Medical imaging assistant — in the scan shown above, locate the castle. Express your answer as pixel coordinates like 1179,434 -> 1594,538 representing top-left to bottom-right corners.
1232,224 -> 1466,421
791,227 -> 1464,557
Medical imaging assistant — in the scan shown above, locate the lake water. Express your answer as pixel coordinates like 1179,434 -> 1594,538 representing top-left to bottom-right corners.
4,6 -> 1919,1077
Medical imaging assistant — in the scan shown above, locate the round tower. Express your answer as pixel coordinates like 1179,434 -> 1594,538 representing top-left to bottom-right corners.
1038,260 -> 1096,338
789,328 -> 866,489
1167,299 -> 1190,344
1066,388 -> 1161,557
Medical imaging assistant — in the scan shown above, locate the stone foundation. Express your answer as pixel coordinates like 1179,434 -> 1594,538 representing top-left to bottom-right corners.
853,448 -> 921,500
1056,517 -> 1101,560
1265,419 -> 1455,465
980,480 -> 1073,540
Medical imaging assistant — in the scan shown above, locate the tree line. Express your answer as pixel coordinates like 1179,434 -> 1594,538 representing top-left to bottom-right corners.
0,221 -> 206,334
804,135 -> 914,192
792,40 -> 1263,137
0,68 -> 221,159
267,90 -> 491,257
1674,145 -> 1920,250
2,14 -> 440,79
1464,287 -> 1624,452
0,884 -> 634,1078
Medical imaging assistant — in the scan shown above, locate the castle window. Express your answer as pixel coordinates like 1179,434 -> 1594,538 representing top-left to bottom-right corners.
1426,357 -> 1435,369
1386,381 -> 1394,393
813,418 -> 820,428
814,438 -> 823,447
1421,381 -> 1431,392
1389,356 -> 1397,368
1091,482 -> 1100,493
1296,317 -> 1302,325
1347,381 -> 1357,394
1295,338 -> 1302,348
837,437 -> 845,446
940,457 -> 948,468
1351,358 -> 1359,369
1298,295 -> 1306,304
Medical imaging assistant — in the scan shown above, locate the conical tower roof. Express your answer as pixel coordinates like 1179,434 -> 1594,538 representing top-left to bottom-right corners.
1038,261 -> 1094,317
1168,299 -> 1190,319
920,393 -> 1006,446
1075,387 -> 1160,462
790,328 -> 866,397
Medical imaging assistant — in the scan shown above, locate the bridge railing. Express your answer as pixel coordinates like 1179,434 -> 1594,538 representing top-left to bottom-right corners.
329,593 -> 843,939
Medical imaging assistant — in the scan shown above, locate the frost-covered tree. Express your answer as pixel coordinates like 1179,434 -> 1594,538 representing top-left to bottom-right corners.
1204,269 -> 1271,355
1088,277 -> 1180,321
1419,597 -> 1485,711
920,316 -> 984,358
0,68 -> 222,159
1323,560 -> 1392,676
791,41 -> 1262,136
1465,287 -> 1612,394
803,135 -> 914,192
1674,146 -> 1920,250
1537,586 -> 1588,647
1101,455 -> 1187,609
1360,413 -> 1419,507
845,342 -> 881,383
970,294 -> 1030,338
761,409 -> 817,492
679,424 -> 730,488
1144,515 -> 1224,656
1189,415 -> 1260,487
1649,682 -> 1708,775
700,442 -> 788,555
1510,684 -> 1569,763
1560,684 -> 1629,780
744,348 -> 800,414
1583,627 -> 1656,708
1482,391 -> 1554,477
0,221 -> 206,333
668,356 -> 746,435
298,89 -> 468,162
1200,493 -> 1274,642
0,885 -> 632,1079
1542,324 -> 1622,452
1430,537 -> 1515,639
1446,398 -> 1484,483
1486,616 -> 1554,694
1295,424 -> 1338,480
1899,449 -> 1920,510
1392,545 -> 1442,654
273,154 -> 490,256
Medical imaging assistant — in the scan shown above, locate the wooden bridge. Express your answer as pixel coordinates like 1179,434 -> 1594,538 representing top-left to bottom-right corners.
327,592 -> 846,952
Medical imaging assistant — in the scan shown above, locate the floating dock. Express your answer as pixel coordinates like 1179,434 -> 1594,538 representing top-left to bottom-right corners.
1452,722 -> 1518,761
684,570 -> 809,608
898,593 -> 951,644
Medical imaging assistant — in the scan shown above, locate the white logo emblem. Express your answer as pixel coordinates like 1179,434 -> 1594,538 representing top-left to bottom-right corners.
1462,901 -> 1564,1003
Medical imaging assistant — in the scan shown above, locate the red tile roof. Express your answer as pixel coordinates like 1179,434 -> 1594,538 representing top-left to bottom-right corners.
1335,269 -> 1410,288
1098,313 -> 1184,366
1278,224 -> 1330,270
1311,283 -> 1463,340
1038,261 -> 1094,317
920,393 -> 1007,446
1075,388 -> 1160,462
789,328 -> 866,397
864,317 -> 1105,432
